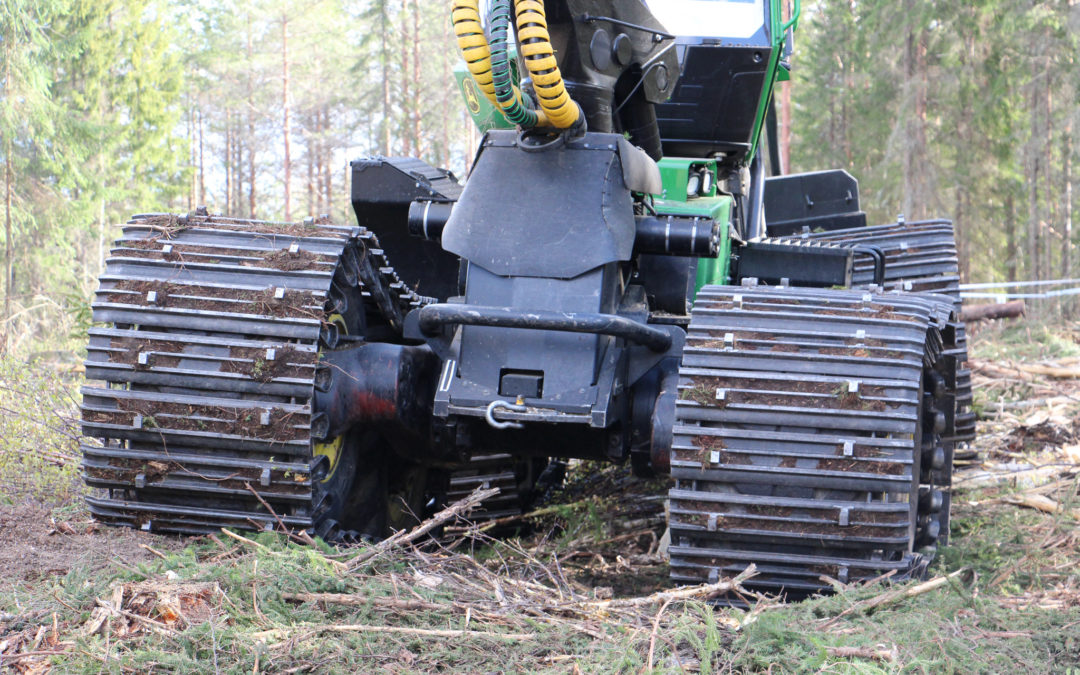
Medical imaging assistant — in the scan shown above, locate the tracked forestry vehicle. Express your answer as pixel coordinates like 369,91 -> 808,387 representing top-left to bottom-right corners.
81,0 -> 970,597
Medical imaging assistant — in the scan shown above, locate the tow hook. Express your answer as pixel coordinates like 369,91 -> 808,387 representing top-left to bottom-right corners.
485,399 -> 527,430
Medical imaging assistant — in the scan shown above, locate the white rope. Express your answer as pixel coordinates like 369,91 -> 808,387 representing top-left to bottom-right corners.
959,277 -> 1080,290
961,287 -> 1080,300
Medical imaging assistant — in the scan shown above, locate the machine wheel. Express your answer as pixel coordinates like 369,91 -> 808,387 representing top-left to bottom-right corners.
80,213 -> 430,538
668,285 -> 953,598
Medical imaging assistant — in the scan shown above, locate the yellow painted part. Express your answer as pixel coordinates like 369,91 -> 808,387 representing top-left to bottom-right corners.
452,0 -> 569,129
452,2 -> 500,107
514,0 -> 580,129
313,435 -> 344,484
314,313 -> 348,483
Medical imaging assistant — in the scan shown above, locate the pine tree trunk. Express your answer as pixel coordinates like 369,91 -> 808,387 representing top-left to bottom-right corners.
381,2 -> 392,155
411,0 -> 422,157
247,13 -> 258,219
1028,69 -> 1041,281
2,47 -> 9,353
282,13 -> 292,222
188,106 -> 195,211
225,110 -> 232,216
1044,55 -> 1053,280
3,141 -> 12,355
1064,120 -> 1073,280
400,0 -> 411,156
322,108 -> 332,214
779,0 -> 792,173
901,2 -> 915,220
1006,192 -> 1017,283
307,115 -> 315,217
198,109 -> 205,207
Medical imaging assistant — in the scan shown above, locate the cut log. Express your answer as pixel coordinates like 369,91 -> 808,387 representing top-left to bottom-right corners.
959,300 -> 1025,323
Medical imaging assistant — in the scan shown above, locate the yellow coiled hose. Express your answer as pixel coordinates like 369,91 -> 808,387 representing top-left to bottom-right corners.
514,0 -> 580,129
451,0 -> 500,107
452,0 -> 579,130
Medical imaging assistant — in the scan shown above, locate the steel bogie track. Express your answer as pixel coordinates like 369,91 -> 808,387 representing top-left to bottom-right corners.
779,219 -> 975,455
80,213 -> 423,535
446,453 -> 534,520
668,285 -> 953,596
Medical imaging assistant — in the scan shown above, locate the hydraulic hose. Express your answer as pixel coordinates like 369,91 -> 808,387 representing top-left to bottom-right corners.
488,0 -> 542,127
514,0 -> 581,129
451,0 -> 500,108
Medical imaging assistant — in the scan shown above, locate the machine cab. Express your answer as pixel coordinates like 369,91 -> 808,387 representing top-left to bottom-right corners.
649,0 -> 785,166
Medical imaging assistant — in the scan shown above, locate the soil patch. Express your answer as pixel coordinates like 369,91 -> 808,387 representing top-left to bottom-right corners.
0,500 -> 182,585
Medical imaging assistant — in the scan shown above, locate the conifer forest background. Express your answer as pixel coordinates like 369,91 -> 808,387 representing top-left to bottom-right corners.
1,0 -> 1077,355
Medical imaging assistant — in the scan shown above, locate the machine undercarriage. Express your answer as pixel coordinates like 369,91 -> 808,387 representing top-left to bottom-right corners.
80,0 -> 971,598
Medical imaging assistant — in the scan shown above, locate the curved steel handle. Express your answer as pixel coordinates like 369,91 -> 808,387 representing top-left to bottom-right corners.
782,0 -> 801,34
418,304 -> 673,352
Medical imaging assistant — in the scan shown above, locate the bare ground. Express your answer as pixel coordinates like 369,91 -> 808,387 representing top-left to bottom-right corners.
0,500 -> 181,585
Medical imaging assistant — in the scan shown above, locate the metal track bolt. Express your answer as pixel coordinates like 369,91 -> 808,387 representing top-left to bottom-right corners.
838,506 -> 851,527
843,441 -> 854,457
265,348 -> 276,361
288,242 -> 300,254
715,388 -> 727,401
146,291 -> 158,304
260,468 -> 271,487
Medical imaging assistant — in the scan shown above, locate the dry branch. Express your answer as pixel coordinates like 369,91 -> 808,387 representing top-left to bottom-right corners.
252,623 -> 534,642
825,645 -> 897,662
561,565 -> 757,611
1014,364 -> 1080,379
821,568 -> 971,627
348,487 -> 499,568
282,593 -> 444,612
959,300 -> 1025,323
1001,493 -> 1080,518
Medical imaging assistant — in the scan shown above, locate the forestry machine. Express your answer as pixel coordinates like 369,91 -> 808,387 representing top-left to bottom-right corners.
81,0 -> 972,597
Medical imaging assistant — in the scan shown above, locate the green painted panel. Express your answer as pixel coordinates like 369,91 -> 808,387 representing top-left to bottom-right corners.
654,158 -> 734,294
453,60 -> 515,133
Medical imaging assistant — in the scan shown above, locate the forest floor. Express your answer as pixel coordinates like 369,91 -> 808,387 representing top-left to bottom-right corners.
2,321 -> 1080,673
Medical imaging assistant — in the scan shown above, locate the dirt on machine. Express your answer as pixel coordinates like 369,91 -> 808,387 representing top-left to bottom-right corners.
80,0 -> 971,599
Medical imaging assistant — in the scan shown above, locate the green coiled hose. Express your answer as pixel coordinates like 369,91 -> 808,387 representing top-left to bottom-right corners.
488,0 -> 539,128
